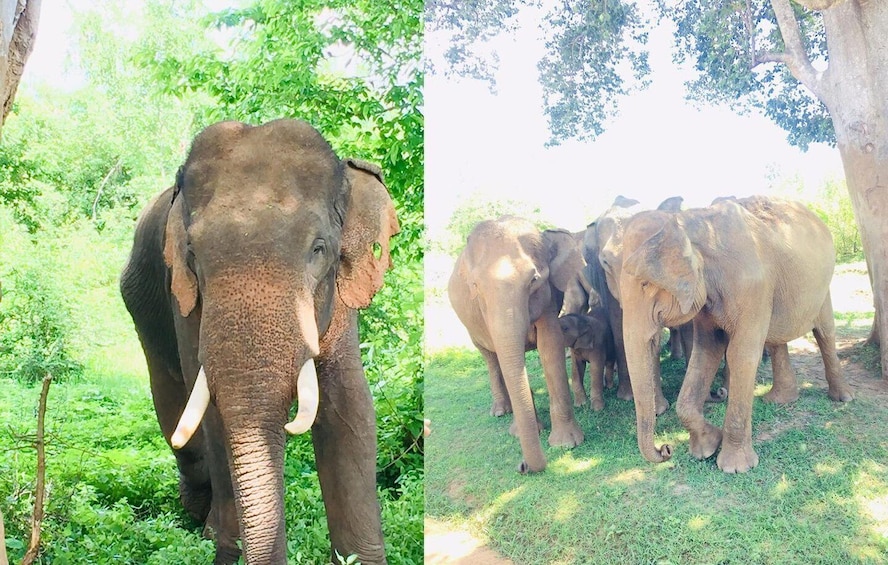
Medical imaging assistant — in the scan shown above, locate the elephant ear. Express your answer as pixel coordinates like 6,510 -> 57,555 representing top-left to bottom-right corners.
623,216 -> 704,316
542,229 -> 583,293
163,195 -> 198,317
337,159 -> 400,309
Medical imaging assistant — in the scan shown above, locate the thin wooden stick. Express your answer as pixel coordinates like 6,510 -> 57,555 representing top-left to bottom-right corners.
21,373 -> 52,565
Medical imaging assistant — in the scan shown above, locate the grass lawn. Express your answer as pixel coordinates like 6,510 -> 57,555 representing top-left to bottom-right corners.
425,316 -> 888,564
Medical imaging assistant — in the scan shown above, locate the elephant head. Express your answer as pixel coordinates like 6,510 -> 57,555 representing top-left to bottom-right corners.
160,120 -> 398,562
453,217 -> 583,472
618,210 -> 706,463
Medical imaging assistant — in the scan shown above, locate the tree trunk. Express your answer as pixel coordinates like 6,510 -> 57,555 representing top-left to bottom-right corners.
817,1 -> 888,380
0,0 -> 41,130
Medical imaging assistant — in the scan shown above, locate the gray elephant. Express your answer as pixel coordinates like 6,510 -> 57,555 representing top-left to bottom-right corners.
120,119 -> 399,564
448,216 -> 585,473
584,196 -> 683,415
558,308 -> 616,410
616,195 -> 852,472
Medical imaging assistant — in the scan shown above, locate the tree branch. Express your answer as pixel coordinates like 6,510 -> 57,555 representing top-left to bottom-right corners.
759,0 -> 825,101
1,506 -> 7,565
21,373 -> 52,565
91,157 -> 123,222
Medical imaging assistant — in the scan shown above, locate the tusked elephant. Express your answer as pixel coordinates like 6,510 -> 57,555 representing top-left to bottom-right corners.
616,195 -> 853,473
120,119 -> 399,564
448,216 -> 585,473
558,308 -> 616,410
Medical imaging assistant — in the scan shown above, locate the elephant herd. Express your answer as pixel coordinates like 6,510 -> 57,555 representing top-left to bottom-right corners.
448,194 -> 854,475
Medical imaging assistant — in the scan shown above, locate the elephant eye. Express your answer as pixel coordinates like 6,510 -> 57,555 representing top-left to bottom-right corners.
312,239 -> 326,256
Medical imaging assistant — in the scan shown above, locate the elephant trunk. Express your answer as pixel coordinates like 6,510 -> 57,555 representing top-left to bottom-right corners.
623,310 -> 673,464
489,306 -> 546,473
199,271 -> 322,562
221,391 -> 289,564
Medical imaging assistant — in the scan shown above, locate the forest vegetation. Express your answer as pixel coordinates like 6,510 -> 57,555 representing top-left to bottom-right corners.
0,1 -> 423,563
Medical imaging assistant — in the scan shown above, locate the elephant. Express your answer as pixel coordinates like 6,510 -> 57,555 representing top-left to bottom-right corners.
558,308 -> 616,410
584,196 -> 683,414
615,195 -> 853,473
448,216 -> 585,473
119,119 -> 399,564
561,231 -> 599,316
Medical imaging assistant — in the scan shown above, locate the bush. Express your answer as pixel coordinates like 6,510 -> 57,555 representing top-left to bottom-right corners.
0,267 -> 83,383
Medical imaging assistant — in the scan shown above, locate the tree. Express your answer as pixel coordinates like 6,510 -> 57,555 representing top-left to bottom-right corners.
428,0 -> 888,381
0,0 -> 41,130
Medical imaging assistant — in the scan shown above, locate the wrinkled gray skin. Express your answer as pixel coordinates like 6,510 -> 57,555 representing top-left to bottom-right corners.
120,120 -> 399,564
584,196 -> 682,415
448,216 -> 585,473
618,196 -> 853,473
558,308 -> 616,410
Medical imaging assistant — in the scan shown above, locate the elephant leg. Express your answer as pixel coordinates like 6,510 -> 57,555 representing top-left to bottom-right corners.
677,324 -> 727,460
477,343 -> 512,416
569,350 -> 589,407
763,343 -> 799,404
535,312 -> 584,448
813,292 -> 853,402
587,353 -> 605,411
314,323 -> 386,564
202,407 -> 241,565
716,329 -> 767,473
604,360 -> 616,389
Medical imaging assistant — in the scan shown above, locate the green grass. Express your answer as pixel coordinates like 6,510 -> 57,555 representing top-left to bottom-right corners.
425,336 -> 888,564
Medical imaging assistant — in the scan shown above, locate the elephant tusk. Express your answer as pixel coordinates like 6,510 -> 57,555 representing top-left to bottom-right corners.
171,366 -> 210,449
284,358 -> 320,435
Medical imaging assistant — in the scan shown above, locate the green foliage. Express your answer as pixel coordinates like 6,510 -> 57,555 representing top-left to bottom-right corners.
0,1 -> 422,561
436,193 -> 548,256
806,179 -> 863,263
425,0 -> 531,86
0,268 -> 83,383
537,0 -> 650,144
428,1 -> 837,149
666,0 -> 834,150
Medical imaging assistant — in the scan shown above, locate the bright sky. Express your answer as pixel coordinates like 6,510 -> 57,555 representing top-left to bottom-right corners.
424,4 -> 845,239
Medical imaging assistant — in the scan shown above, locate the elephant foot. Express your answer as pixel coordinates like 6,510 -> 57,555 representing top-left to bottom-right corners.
518,459 -> 546,474
616,383 -> 634,401
213,544 -> 241,565
589,397 -> 605,411
716,442 -> 759,473
490,399 -> 513,417
655,394 -> 669,416
705,387 -> 728,403
572,394 -> 588,408
509,418 -> 542,437
688,422 -> 722,460
548,420 -> 584,448
827,384 -> 853,403
763,385 -> 799,404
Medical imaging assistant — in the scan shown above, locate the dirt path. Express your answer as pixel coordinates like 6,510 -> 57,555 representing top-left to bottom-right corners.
424,517 -> 514,565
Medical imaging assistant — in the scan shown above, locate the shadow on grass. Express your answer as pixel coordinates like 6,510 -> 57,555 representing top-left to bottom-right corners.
425,325 -> 888,564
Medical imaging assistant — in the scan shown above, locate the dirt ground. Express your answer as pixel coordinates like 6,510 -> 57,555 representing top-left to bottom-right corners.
424,517 -> 514,565
424,262 -> 888,564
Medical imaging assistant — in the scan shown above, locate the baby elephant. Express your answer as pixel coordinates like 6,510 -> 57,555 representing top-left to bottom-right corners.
559,308 -> 617,411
